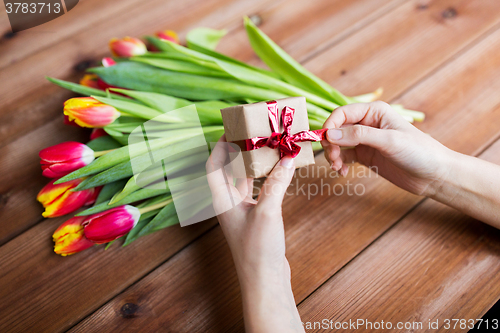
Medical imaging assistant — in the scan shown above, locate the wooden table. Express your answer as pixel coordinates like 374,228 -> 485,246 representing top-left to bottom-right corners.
1,0 -> 500,331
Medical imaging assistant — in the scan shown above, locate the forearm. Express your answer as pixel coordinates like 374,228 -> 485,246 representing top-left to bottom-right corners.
431,150 -> 500,228
237,263 -> 304,333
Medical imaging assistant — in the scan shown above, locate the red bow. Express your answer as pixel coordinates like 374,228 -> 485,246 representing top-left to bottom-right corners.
242,101 -> 327,158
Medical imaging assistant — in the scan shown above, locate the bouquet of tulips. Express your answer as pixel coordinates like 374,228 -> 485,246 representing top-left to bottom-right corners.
39,17 -> 424,256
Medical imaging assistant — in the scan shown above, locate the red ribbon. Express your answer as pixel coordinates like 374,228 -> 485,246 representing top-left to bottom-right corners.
239,101 -> 327,158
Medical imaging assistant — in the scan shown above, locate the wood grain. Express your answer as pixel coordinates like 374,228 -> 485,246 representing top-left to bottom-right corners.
0,118 -> 88,245
298,140 -> 500,333
69,12 -> 500,333
0,0 -> 146,69
306,0 -> 500,102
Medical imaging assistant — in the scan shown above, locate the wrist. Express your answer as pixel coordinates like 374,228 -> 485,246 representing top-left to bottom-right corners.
427,148 -> 463,201
424,146 -> 460,198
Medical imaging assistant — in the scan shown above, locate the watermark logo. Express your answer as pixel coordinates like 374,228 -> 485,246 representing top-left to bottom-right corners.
4,0 -> 79,32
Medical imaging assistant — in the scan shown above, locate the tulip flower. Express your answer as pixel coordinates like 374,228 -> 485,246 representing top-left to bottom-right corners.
156,30 -> 179,43
37,178 -> 100,218
53,216 -> 94,256
109,37 -> 147,57
64,97 -> 120,128
90,128 -> 108,140
102,57 -> 116,67
83,205 -> 140,243
79,74 -> 100,89
40,141 -> 95,178
63,115 -> 82,127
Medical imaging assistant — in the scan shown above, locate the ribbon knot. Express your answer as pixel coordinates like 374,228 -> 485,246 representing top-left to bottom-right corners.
243,101 -> 327,158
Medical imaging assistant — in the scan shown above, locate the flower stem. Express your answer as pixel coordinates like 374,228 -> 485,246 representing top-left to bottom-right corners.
94,149 -> 116,157
138,198 -> 173,214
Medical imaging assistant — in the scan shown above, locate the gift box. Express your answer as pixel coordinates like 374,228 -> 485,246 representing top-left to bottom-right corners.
221,97 -> 326,178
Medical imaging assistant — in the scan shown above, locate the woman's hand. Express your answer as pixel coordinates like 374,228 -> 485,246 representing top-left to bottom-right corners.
321,101 -> 452,197
206,136 -> 304,333
322,101 -> 500,227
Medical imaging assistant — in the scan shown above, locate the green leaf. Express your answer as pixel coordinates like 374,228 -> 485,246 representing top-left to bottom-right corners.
112,89 -> 227,124
89,61 -> 284,102
76,187 -> 169,216
93,96 -> 183,122
46,77 -> 130,101
111,89 -> 191,113
244,16 -> 349,106
132,57 -> 230,78
110,152 -> 207,204
105,240 -> 116,250
123,215 -> 155,246
141,39 -> 337,110
186,27 -> 227,51
94,179 -> 128,205
86,135 -> 123,151
75,160 -> 132,191
55,126 -> 222,184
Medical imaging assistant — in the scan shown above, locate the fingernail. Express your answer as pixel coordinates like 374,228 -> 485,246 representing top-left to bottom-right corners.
327,129 -> 343,141
280,157 -> 294,169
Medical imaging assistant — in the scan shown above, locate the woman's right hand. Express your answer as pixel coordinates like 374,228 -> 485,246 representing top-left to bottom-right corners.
321,101 -> 452,197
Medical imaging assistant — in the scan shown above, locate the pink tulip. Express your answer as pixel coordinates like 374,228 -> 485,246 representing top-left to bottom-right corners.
37,178 -> 100,218
109,37 -> 147,57
64,97 -> 120,128
40,141 -> 95,178
156,30 -> 179,44
53,216 -> 94,256
102,57 -> 116,67
83,205 -> 140,243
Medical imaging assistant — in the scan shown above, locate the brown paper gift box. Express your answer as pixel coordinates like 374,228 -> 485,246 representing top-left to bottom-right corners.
220,97 -> 315,178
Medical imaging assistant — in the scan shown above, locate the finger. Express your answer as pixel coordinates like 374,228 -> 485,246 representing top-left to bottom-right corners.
323,142 -> 341,165
257,157 -> 295,210
339,148 -> 358,164
206,135 -> 239,214
235,178 -> 254,200
325,124 -> 398,153
323,101 -> 408,130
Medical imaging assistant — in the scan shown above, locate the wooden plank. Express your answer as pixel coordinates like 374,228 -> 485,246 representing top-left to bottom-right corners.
297,139 -> 500,332
0,118 -> 88,245
69,15 -> 500,333
216,0 -> 407,64
0,0 -> 146,69
305,0 -> 500,102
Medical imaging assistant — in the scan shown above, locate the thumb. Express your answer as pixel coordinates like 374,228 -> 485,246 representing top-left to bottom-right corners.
326,125 -> 393,151
257,157 -> 295,210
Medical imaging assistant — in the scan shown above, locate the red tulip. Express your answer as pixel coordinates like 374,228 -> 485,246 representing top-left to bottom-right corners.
37,178 -> 100,218
79,74 -> 100,89
109,37 -> 147,57
53,216 -> 94,256
83,205 -> 140,244
40,141 -> 95,178
64,97 -> 120,128
102,57 -> 116,67
90,128 -> 108,140
156,30 -> 179,44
